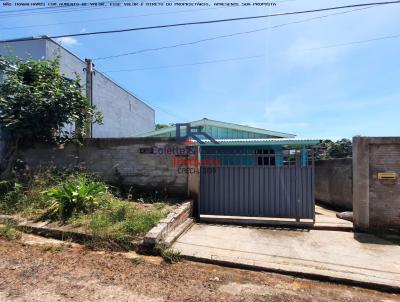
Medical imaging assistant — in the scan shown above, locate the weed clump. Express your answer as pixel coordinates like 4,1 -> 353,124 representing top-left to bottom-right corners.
0,224 -> 22,240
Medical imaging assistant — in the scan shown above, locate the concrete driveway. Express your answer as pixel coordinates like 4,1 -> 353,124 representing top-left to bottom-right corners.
172,223 -> 400,291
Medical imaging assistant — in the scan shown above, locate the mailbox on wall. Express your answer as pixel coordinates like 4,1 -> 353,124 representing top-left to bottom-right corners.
377,172 -> 398,181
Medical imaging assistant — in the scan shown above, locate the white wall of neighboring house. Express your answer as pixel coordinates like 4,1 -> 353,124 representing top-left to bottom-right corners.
0,37 -> 155,138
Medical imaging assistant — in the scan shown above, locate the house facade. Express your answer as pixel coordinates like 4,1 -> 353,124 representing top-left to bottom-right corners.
0,36 -> 155,138
140,118 -> 320,221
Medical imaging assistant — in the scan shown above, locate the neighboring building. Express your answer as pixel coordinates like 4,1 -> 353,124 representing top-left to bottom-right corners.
0,36 -> 155,138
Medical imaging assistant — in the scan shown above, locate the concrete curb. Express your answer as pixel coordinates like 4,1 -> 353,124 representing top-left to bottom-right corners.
180,254 -> 400,294
199,218 -> 354,232
143,201 -> 192,249
0,215 -> 93,244
1,201 -> 193,252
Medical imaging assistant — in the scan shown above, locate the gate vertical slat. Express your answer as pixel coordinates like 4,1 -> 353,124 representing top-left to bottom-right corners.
303,168 -> 307,218
284,168 -> 289,218
303,168 -> 307,217
268,168 -> 272,216
271,169 -> 277,216
229,167 -> 233,215
234,167 -> 238,215
310,162 -> 315,221
291,167 -> 296,218
309,166 -> 314,218
241,166 -> 245,216
218,167 -> 223,214
277,167 -> 281,217
245,169 -> 251,216
307,168 -> 310,218
223,167 -> 228,215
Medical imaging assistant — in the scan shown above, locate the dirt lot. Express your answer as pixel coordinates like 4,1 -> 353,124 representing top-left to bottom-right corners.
0,236 -> 399,302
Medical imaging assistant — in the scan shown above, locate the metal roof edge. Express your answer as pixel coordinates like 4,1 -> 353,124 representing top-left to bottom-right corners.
136,118 -> 297,138
191,118 -> 296,138
197,138 -> 321,146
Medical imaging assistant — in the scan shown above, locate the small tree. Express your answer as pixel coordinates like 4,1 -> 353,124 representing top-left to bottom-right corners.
0,56 -> 102,178
318,139 -> 352,159
155,123 -> 174,130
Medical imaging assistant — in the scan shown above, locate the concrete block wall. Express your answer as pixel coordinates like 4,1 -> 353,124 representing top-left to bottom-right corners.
315,158 -> 352,210
353,137 -> 400,231
19,138 -> 188,196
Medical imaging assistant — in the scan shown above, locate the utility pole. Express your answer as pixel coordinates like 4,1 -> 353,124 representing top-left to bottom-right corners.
84,58 -> 94,138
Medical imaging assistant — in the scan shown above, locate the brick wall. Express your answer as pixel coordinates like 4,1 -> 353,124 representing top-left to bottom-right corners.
19,138 -> 188,196
353,137 -> 400,231
315,158 -> 352,210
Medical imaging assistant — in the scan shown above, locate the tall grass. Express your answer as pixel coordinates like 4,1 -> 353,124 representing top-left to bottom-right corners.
0,169 -> 171,249
72,196 -> 168,244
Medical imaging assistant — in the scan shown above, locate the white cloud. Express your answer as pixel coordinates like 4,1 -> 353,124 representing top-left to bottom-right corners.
54,37 -> 79,46
284,38 -> 349,69
264,94 -> 307,121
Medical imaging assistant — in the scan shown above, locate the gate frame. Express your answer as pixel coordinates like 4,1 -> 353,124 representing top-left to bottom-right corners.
195,141 -> 318,224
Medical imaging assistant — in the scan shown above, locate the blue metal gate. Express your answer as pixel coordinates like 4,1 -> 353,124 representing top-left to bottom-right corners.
199,147 -> 315,220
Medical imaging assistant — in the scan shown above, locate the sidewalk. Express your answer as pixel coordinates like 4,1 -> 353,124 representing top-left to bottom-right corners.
173,221 -> 400,291
314,204 -> 353,230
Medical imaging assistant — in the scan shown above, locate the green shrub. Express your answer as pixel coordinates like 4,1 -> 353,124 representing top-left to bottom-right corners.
42,175 -> 108,221
0,180 -> 26,214
0,224 -> 22,240
160,248 -> 181,263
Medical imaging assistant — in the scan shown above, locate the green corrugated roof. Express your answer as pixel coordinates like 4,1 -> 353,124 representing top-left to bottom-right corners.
137,118 -> 296,139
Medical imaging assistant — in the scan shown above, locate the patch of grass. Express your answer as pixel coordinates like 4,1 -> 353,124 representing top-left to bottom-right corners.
160,248 -> 182,264
0,170 -> 172,250
0,224 -> 22,240
0,180 -> 26,215
131,257 -> 145,265
40,244 -> 54,252
40,244 -> 66,253
71,196 -> 168,249
0,168 -> 67,218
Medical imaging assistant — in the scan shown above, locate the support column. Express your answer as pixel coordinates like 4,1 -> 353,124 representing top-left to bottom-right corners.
352,136 -> 370,230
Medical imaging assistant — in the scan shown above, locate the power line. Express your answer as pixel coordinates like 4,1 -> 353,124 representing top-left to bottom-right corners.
93,5 -> 376,60
0,0 -> 296,18
40,1 -> 398,39
303,33 -> 400,51
0,0 -> 300,29
5,1 -> 397,42
103,54 -> 264,72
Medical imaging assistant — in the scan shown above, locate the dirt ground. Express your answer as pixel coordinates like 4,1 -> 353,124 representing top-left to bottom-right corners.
0,236 -> 399,302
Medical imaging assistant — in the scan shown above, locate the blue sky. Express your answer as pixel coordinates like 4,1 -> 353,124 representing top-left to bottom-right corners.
1,0 -> 399,139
